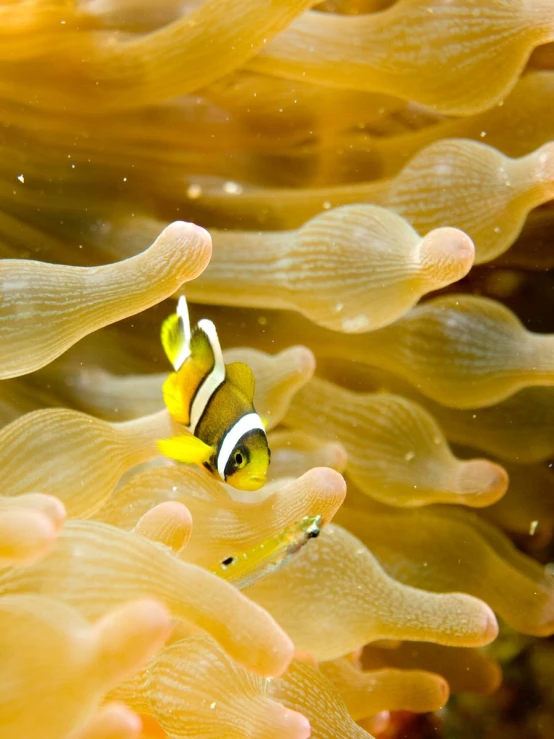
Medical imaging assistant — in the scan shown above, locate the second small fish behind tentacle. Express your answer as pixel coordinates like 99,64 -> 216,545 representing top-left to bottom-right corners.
211,515 -> 323,589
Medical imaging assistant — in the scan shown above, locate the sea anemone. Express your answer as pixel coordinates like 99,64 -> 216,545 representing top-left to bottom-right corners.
1,1 -> 554,737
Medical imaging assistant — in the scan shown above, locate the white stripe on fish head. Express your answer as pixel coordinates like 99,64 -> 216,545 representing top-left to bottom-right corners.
217,412 -> 266,480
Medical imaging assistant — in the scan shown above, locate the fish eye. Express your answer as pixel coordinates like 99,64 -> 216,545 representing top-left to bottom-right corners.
233,449 -> 246,468
221,556 -> 235,568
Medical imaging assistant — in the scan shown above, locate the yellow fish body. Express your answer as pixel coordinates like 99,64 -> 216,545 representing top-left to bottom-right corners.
158,297 -> 270,491
211,515 -> 322,589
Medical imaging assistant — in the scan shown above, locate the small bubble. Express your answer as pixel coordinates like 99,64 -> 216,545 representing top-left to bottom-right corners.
17,174 -> 24,183
529,520 -> 539,536
209,702 -> 216,710
322,201 -> 331,209
404,451 -> 415,461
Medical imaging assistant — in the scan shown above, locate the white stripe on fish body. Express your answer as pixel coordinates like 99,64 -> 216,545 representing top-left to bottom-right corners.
188,317 -> 226,433
174,296 -> 192,371
217,412 -> 266,480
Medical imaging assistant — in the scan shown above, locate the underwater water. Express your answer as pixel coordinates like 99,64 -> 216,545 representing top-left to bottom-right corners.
1,1 -> 554,737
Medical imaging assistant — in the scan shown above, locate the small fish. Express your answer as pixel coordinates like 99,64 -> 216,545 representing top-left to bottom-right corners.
158,296 -> 270,491
211,515 -> 322,589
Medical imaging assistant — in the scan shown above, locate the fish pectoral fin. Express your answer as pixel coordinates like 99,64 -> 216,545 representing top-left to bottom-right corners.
161,310 -> 190,371
225,362 -> 256,403
158,434 -> 213,466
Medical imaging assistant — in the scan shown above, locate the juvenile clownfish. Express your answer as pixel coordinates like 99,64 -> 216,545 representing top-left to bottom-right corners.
158,297 -> 270,491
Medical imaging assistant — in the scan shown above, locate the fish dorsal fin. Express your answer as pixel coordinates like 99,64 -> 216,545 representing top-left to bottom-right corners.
161,296 -> 192,371
226,362 -> 256,404
189,324 -> 216,375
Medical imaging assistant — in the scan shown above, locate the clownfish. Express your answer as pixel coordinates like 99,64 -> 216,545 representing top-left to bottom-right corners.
158,296 -> 270,491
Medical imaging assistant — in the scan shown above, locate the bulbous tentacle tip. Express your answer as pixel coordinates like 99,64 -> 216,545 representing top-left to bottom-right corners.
481,604 -> 500,645
302,466 -> 347,514
419,227 -> 475,283
531,141 -> 554,192
277,706 -> 311,739
9,492 -> 67,530
159,219 -> 213,275
75,702 -> 142,739
94,598 -> 172,683
0,509 -> 58,565
325,441 -> 348,474
287,345 -> 317,379
435,675 -> 451,706
456,458 -> 509,507
162,219 -> 212,246
360,711 -> 390,736
133,501 -> 193,554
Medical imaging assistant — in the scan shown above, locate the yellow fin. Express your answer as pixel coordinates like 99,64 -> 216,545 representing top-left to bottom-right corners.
162,373 -> 190,425
226,362 -> 256,403
158,434 -> 213,466
161,311 -> 189,371
189,324 -> 216,374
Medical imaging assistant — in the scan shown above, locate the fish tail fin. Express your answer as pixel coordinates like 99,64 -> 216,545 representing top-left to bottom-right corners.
158,434 -> 213,466
161,297 -> 191,371
162,373 -> 190,425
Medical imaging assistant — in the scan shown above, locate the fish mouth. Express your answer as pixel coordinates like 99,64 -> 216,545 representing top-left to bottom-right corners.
240,476 -> 267,491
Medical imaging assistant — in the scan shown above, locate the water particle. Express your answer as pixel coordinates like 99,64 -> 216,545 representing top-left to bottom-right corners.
187,184 -> 203,199
17,174 -> 24,183
404,451 -> 415,461
530,520 -> 539,536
